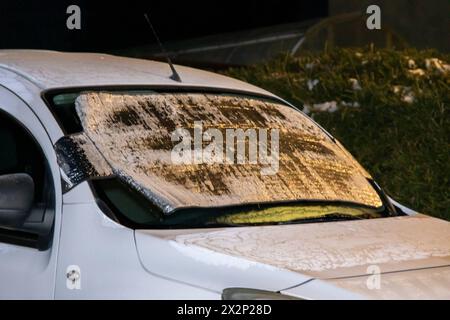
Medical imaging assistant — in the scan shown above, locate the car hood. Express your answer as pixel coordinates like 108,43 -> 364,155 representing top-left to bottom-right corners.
282,265 -> 450,299
135,214 -> 450,298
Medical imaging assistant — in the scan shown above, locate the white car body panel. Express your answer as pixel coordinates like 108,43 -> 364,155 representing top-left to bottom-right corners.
136,214 -> 450,299
0,50 -> 449,299
55,201 -> 219,299
0,67 -> 64,143
0,50 -> 274,95
135,230 -> 312,293
137,215 -> 450,278
0,85 -> 62,299
323,265 -> 450,300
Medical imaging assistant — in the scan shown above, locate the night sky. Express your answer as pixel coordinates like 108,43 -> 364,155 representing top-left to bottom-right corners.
0,0 -> 328,51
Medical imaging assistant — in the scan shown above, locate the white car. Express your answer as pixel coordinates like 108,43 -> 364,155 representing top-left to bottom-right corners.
0,50 -> 449,300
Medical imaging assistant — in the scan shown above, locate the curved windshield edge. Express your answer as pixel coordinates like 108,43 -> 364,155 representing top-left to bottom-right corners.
91,177 -> 398,230
45,88 -> 397,229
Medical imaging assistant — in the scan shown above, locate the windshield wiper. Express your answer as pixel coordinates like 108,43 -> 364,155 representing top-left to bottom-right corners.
277,213 -> 365,225
200,213 -> 366,228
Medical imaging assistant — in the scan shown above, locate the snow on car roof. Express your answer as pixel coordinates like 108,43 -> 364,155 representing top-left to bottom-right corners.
0,50 -> 274,96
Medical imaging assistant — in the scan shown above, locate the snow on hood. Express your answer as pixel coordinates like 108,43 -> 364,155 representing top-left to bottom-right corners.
134,214 -> 450,294
137,214 -> 450,282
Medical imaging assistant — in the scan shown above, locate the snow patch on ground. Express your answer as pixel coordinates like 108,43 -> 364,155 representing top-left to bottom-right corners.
349,78 -> 362,90
307,79 -> 319,91
303,101 -> 338,114
392,85 -> 415,104
425,58 -> 450,74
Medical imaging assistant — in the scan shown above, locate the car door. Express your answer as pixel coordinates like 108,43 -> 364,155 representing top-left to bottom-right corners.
0,85 -> 62,299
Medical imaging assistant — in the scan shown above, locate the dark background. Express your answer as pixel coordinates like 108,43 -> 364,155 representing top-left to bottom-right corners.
0,0 -> 328,51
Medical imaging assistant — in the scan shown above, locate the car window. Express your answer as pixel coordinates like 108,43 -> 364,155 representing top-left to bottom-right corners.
0,112 -> 47,203
47,90 -> 395,229
91,176 -> 390,229
0,110 -> 54,248
56,91 -> 382,207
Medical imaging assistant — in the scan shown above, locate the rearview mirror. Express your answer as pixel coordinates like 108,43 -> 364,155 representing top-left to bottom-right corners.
0,173 -> 34,227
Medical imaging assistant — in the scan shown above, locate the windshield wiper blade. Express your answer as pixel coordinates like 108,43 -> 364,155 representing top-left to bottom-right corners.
203,213 -> 365,228
277,213 -> 364,225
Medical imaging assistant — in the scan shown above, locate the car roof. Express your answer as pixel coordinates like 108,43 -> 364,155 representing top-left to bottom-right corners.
0,50 -> 275,97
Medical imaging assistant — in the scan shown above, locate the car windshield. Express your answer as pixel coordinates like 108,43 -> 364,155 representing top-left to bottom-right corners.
50,90 -> 393,228
92,177 -> 388,228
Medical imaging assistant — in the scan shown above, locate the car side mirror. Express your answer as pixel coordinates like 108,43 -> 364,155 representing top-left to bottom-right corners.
0,173 -> 34,227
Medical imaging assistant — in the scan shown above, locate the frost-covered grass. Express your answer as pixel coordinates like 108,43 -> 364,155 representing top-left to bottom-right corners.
224,48 -> 450,220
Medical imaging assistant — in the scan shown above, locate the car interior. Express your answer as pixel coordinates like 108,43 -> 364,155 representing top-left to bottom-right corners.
0,110 -> 54,249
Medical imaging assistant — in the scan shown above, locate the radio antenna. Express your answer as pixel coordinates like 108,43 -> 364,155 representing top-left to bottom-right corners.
144,13 -> 182,82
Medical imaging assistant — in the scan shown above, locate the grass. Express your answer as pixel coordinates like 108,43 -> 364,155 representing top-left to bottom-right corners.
224,47 -> 450,220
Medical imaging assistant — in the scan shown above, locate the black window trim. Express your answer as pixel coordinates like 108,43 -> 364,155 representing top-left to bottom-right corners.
89,175 -> 399,230
41,84 -> 324,136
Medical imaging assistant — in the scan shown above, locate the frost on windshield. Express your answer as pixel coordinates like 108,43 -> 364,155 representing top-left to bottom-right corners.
55,92 -> 383,213
55,133 -> 112,188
